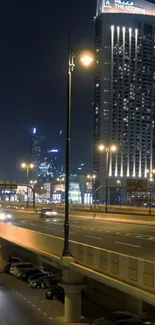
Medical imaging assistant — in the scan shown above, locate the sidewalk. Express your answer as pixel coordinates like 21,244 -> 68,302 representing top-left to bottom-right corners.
70,213 -> 155,227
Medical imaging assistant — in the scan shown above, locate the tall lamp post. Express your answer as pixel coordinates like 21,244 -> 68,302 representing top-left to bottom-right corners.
87,174 -> 96,204
146,169 -> 155,215
98,144 -> 117,213
21,163 -> 35,208
117,180 -> 121,206
62,45 -> 94,257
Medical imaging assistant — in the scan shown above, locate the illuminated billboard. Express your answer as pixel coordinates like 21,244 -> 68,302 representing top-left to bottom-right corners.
96,0 -> 155,16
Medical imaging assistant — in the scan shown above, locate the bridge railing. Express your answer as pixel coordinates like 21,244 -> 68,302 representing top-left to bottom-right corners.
0,222 -> 155,305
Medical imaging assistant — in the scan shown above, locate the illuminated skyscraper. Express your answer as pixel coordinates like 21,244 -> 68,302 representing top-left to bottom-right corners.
94,0 -> 155,187
31,128 -> 46,172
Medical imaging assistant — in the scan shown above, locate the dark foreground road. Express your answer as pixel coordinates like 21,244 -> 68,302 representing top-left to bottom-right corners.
0,277 -> 61,325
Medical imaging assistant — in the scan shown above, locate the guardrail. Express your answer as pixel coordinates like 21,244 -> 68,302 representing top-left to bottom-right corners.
0,222 -> 155,306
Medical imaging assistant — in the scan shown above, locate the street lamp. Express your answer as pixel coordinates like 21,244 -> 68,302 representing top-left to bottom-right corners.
87,175 -> 96,204
21,162 -> 34,178
21,162 -> 35,208
117,180 -> 121,206
57,177 -> 65,203
98,144 -> 117,213
146,169 -> 155,215
63,42 -> 94,257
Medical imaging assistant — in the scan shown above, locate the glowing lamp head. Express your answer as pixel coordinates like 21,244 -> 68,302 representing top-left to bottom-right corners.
29,163 -> 34,169
80,53 -> 94,67
111,145 -> 117,153
98,145 -> 105,152
21,163 -> 26,169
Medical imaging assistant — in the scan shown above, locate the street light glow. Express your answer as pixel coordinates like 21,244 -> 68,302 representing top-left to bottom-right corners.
99,145 -> 105,152
80,54 -> 94,67
111,145 -> 117,152
29,163 -> 34,169
21,163 -> 26,169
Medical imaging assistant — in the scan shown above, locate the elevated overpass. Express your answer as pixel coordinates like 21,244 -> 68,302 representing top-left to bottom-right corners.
0,222 -> 155,321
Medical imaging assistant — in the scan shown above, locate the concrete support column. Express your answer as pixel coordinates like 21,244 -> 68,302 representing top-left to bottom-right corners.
126,295 -> 142,315
60,257 -> 85,323
61,283 -> 83,322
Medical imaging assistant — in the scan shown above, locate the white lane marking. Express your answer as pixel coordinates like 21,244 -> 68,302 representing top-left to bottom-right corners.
30,223 -> 39,227
49,317 -> 53,320
70,231 -> 76,235
84,235 -> 102,240
44,312 -> 47,316
45,226 -> 54,230
38,308 -> 41,311
115,241 -> 141,248
33,304 -> 36,308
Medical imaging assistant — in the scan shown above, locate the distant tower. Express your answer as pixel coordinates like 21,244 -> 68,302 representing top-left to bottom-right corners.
31,128 -> 46,177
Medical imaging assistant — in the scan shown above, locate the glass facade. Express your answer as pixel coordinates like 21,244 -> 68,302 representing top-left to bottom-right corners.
94,8 -> 155,184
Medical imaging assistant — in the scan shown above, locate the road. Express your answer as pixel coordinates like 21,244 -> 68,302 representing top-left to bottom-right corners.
0,273 -> 64,325
4,211 -> 155,262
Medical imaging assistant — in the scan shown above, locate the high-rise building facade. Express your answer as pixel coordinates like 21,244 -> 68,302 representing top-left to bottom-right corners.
31,128 -> 46,165
94,0 -> 155,186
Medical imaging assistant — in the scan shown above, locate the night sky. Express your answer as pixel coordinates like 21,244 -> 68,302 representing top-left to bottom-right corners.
0,0 -> 96,181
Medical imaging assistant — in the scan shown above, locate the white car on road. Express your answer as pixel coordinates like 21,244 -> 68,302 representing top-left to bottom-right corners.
0,211 -> 12,221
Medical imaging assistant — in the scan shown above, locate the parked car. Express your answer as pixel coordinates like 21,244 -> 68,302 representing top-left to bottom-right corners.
92,318 -> 112,325
4,257 -> 20,274
43,285 -> 64,300
40,208 -> 57,218
29,274 -> 53,289
107,312 -> 139,322
114,319 -> 142,325
93,313 -> 140,325
28,272 -> 50,283
16,267 -> 39,279
41,276 -> 61,290
21,268 -> 43,282
10,263 -> 34,276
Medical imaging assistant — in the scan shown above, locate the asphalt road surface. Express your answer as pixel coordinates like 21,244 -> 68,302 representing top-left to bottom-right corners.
0,273 -> 64,325
4,211 -> 155,262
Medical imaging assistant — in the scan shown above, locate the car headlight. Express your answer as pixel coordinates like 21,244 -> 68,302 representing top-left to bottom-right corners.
51,211 -> 57,216
7,214 -> 12,219
0,213 -> 6,220
45,211 -> 50,215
